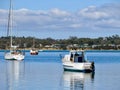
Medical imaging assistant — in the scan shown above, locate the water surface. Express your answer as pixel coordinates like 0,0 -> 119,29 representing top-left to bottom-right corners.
0,50 -> 120,90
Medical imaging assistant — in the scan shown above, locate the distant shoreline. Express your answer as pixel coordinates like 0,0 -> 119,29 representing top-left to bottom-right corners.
1,49 -> 120,51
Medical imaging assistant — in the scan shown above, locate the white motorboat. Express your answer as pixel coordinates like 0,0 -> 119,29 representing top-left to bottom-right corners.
62,50 -> 95,72
4,0 -> 25,60
30,48 -> 39,55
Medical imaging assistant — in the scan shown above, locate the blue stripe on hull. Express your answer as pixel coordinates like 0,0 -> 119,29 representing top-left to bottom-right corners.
64,68 -> 93,73
5,58 -> 24,61
5,58 -> 16,60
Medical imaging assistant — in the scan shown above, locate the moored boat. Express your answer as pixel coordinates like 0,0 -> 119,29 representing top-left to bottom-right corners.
30,37 -> 39,55
62,50 -> 95,72
4,0 -> 25,61
30,48 -> 39,55
5,46 -> 25,60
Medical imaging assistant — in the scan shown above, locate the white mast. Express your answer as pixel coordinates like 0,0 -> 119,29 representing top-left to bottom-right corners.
7,0 -> 13,48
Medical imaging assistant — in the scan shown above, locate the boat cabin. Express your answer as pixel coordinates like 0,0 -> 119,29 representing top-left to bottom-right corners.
70,51 -> 86,63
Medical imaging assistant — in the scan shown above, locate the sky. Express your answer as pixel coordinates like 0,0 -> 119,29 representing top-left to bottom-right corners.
0,0 -> 120,39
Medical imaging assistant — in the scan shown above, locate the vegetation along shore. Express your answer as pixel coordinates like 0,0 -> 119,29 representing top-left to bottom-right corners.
0,35 -> 120,50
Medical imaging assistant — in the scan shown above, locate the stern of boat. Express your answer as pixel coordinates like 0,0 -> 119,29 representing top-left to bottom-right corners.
84,62 -> 95,72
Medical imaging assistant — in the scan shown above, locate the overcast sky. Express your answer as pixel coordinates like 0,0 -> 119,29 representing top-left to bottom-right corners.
0,0 -> 120,39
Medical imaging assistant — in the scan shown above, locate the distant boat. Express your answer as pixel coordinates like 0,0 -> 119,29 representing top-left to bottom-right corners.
30,38 -> 39,55
62,50 -> 95,72
30,48 -> 39,55
4,0 -> 25,60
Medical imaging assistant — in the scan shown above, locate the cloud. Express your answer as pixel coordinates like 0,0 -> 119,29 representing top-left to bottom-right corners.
78,6 -> 108,19
95,19 -> 120,29
0,9 -> 8,25
0,3 -> 120,32
76,3 -> 120,29
49,8 -> 70,17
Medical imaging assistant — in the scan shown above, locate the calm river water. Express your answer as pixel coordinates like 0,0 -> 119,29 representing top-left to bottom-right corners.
0,50 -> 120,90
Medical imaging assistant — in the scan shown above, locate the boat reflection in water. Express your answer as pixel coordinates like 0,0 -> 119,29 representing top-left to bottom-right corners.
6,60 -> 25,90
63,71 -> 94,90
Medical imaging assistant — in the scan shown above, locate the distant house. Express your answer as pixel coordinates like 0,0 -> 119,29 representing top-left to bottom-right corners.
83,44 -> 89,48
92,45 -> 101,48
66,44 -> 79,49
108,44 -> 116,47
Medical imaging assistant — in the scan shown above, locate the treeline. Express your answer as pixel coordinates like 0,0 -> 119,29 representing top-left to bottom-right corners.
0,35 -> 120,50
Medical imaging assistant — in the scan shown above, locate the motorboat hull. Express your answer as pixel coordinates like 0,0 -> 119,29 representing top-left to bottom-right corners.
30,52 -> 38,55
63,62 -> 94,73
30,50 -> 39,55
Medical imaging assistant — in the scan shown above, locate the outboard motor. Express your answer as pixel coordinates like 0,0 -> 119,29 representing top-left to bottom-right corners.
91,62 -> 95,72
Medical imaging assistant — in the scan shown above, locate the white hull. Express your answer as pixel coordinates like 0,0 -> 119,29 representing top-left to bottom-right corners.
30,50 -> 38,55
5,52 -> 25,60
63,62 -> 93,72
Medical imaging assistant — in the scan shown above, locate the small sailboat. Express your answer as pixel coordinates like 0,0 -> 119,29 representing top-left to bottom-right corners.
4,0 -> 25,60
62,50 -> 95,72
30,38 -> 39,55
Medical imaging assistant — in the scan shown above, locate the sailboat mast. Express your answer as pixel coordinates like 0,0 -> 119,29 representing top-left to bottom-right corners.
7,0 -> 13,47
7,0 -> 11,37
33,38 -> 35,48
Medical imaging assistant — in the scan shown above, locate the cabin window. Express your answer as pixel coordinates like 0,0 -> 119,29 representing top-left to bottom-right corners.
75,52 -> 79,56
74,56 -> 83,63
78,57 -> 83,62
